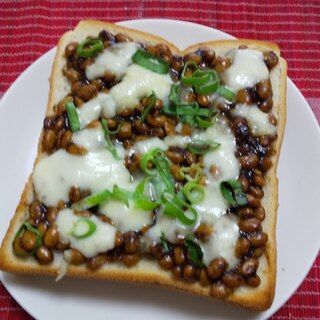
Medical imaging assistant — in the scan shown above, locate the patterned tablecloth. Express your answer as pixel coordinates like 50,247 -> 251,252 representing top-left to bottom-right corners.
0,1 -> 319,319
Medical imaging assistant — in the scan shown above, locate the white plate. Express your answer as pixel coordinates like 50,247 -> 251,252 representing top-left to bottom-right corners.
0,19 -> 319,320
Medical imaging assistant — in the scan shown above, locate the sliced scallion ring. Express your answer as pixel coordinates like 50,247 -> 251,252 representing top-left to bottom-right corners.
220,179 -> 248,207
72,218 -> 97,239
187,139 -> 220,155
132,49 -> 169,74
216,85 -> 236,102
101,118 -> 121,160
65,101 -> 80,132
76,38 -> 104,58
72,189 -> 112,211
183,182 -> 205,204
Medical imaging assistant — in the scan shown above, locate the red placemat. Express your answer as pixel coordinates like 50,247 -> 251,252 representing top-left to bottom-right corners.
0,1 -> 319,319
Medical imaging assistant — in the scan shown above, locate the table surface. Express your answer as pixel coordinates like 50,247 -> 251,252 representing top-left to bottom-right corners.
0,1 -> 319,319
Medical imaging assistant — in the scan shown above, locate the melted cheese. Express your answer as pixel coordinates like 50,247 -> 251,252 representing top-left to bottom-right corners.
85,42 -> 138,80
56,208 -> 116,258
221,49 -> 269,92
201,215 -> 239,269
110,64 -> 172,111
99,200 -> 153,233
77,93 -> 116,128
233,103 -> 277,136
134,137 -> 168,155
163,135 -> 192,148
32,149 -> 131,207
72,127 -> 105,151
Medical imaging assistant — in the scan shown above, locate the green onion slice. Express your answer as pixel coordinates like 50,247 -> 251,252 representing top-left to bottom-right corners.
76,38 -> 104,58
160,231 -> 170,253
179,163 -> 204,182
14,222 -> 42,251
183,182 -> 205,204
216,86 -> 236,102
185,234 -> 204,268
220,179 -> 248,207
187,139 -> 220,155
162,192 -> 197,225
141,91 -> 156,122
181,61 -> 211,86
112,185 -> 130,208
72,189 -> 112,211
101,118 -> 121,160
65,101 -> 80,132
72,218 -> 97,239
132,48 -> 169,74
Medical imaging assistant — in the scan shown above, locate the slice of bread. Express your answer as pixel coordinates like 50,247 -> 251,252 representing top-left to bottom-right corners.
0,20 -> 287,311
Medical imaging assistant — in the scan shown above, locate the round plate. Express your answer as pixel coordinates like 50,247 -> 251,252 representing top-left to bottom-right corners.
0,19 -> 319,320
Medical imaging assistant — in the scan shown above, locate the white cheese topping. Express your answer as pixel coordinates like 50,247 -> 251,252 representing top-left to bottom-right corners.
221,49 -> 269,92
32,149 -> 131,207
76,93 -> 116,129
233,103 -> 277,136
72,127 -> 105,152
110,64 -> 172,111
56,208 -> 116,258
99,200 -> 153,233
163,135 -> 192,148
134,137 -> 168,155
85,42 -> 138,80
201,215 -> 239,269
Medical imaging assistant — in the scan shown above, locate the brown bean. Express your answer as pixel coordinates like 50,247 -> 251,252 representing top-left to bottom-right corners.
246,194 -> 262,208
67,144 -> 87,156
269,113 -> 277,125
159,254 -> 174,270
180,124 -> 192,136
237,89 -> 252,104
240,154 -> 259,170
263,51 -> 278,69
170,164 -> 185,181
42,130 -> 57,152
115,33 -> 133,42
210,282 -> 232,298
114,231 -> 123,247
248,232 -> 268,247
183,264 -> 195,281
134,119 -> 149,135
233,117 -> 250,137
237,207 -> 254,218
172,265 -> 182,278
261,157 -> 272,172
199,269 -> 210,286
238,218 -> 261,233
12,237 -> 28,256
185,151 -> 196,166
214,56 -> 231,73
116,122 -> 132,140
197,94 -> 210,107
65,42 -> 78,58
122,254 -> 140,266
60,130 -> 72,149
252,172 -> 265,187
21,230 -> 38,251
240,258 -> 259,277
54,115 -> 67,133
63,68 -> 80,83
171,55 -> 183,72
259,96 -> 273,113
69,186 -> 81,203
36,245 -> 54,264
123,231 -> 139,254
146,114 -> 166,127
246,275 -> 261,287
238,173 -> 250,192
173,246 -> 186,265
87,254 -> 108,270
164,121 -> 175,136
256,79 -> 272,99
43,225 -> 59,249
222,272 -> 244,288
206,257 -> 228,280
252,246 -> 266,258
64,249 -> 85,265
29,200 -> 45,220
37,222 -> 48,235
56,96 -> 73,115
184,52 -> 202,65
55,241 -> 70,251
235,237 -> 251,257
76,84 -> 98,101
79,58 -> 93,70
203,47 -> 215,63
254,207 -> 266,221
155,43 -> 172,64
195,224 -> 213,242
46,207 -> 58,224
249,185 -> 264,199
166,150 -> 184,165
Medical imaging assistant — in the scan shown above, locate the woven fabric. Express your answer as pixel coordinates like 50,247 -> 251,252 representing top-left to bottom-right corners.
0,1 -> 319,319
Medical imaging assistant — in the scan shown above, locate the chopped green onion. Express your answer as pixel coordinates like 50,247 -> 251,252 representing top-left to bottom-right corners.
185,234 -> 204,268
65,101 -> 80,132
132,48 -> 169,74
194,71 -> 219,95
220,179 -> 248,207
101,118 -> 121,160
141,91 -> 156,122
72,218 -> 97,239
169,83 -> 180,106
140,150 -> 158,176
112,185 -> 130,208
76,38 -> 104,58
162,191 -> 197,225
187,139 -> 220,155
160,232 -> 170,253
195,116 -> 213,128
216,86 -> 236,102
179,163 -> 204,182
72,189 -> 112,211
181,61 -> 211,86
133,177 -> 161,210
183,182 -> 205,204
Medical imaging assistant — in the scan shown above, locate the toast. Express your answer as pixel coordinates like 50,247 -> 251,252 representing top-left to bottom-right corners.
0,20 -> 287,311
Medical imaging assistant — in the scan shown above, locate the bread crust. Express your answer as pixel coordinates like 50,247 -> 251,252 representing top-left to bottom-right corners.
0,20 -> 287,311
